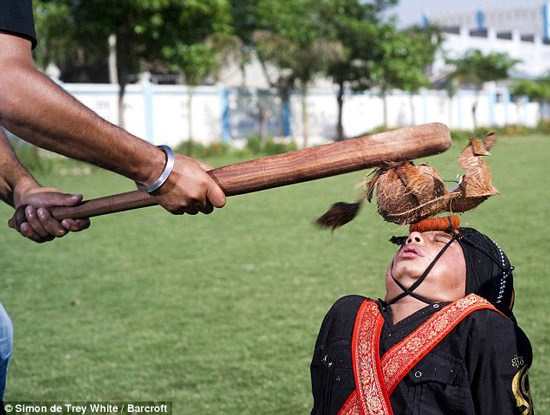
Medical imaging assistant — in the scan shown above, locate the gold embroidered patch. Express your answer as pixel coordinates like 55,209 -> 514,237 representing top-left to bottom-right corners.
511,355 -> 525,368
512,366 -> 533,415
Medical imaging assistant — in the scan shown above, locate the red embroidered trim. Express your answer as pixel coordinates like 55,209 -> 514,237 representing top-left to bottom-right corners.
352,300 -> 393,415
338,391 -> 360,415
381,294 -> 500,395
339,294 -> 502,415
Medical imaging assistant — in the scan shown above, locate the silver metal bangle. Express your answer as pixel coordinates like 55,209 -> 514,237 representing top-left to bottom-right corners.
135,145 -> 175,193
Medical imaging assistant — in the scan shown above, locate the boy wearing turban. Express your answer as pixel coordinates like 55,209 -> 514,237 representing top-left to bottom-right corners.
310,218 -> 533,415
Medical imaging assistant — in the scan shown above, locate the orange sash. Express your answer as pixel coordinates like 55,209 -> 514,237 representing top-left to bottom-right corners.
339,294 -> 501,415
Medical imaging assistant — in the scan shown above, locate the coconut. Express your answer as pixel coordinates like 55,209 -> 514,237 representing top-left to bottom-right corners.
315,133 -> 499,230
368,133 -> 498,225
367,161 -> 449,224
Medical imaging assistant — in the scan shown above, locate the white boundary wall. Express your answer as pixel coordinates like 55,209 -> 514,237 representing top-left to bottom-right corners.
63,83 -> 223,148
63,82 -> 544,147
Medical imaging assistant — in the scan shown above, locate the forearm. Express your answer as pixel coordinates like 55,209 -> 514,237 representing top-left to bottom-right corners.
0,35 -> 164,186
0,33 -> 226,218
0,127 -> 39,207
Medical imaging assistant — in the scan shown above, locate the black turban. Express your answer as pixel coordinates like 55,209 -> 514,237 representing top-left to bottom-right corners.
457,228 -> 515,316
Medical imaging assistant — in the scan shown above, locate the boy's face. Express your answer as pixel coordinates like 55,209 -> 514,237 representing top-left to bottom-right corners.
385,230 -> 467,304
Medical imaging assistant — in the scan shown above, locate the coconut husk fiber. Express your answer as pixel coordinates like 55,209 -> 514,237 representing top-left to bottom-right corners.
315,133 -> 499,229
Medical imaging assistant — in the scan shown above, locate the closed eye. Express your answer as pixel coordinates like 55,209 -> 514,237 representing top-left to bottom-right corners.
433,232 -> 452,244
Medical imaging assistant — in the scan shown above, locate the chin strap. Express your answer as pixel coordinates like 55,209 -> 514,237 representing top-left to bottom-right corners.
388,233 -> 460,305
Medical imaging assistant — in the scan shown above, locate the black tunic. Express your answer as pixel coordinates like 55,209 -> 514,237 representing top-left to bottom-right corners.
0,0 -> 37,49
311,296 -> 534,415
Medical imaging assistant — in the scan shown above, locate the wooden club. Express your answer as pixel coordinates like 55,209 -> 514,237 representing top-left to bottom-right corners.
10,123 -> 451,226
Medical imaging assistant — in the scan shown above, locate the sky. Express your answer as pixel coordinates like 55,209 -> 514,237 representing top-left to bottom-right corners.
385,0 -> 547,28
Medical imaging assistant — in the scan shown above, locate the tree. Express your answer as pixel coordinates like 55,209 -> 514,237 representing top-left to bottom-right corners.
227,0 -> 274,146
34,0 -> 233,129
446,49 -> 519,129
155,3 -> 235,144
253,30 -> 342,147
251,0 -> 343,147
395,26 -> 443,126
228,0 -> 259,87
370,24 -> 442,128
510,77 -> 550,125
295,40 -> 343,147
314,0 -> 399,140
33,1 -> 78,73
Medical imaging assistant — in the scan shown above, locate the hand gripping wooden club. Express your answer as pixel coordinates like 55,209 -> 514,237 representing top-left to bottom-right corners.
10,123 -> 451,226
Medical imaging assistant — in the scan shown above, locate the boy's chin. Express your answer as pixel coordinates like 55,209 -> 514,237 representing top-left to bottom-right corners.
391,264 -> 425,281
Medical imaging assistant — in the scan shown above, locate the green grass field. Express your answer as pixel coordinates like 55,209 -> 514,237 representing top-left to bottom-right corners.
0,135 -> 548,414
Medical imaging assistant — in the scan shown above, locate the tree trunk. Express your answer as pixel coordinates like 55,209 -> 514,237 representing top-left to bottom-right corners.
187,87 -> 194,155
448,95 -> 454,128
259,103 -> 269,150
515,98 -> 522,125
108,34 -> 118,85
279,87 -> 291,138
409,92 -> 416,126
301,85 -> 309,148
117,82 -> 126,129
472,89 -> 480,130
115,31 -> 130,129
336,80 -> 345,141
538,100 -> 545,126
382,89 -> 388,129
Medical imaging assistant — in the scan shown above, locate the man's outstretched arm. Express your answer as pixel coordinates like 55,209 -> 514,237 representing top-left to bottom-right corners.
0,32 -> 226,217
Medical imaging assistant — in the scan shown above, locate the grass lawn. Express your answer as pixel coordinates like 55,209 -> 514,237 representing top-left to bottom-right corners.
0,134 -> 548,413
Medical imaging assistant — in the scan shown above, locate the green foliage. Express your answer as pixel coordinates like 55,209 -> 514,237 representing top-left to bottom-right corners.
35,0 -> 234,86
510,80 -> 542,100
446,49 -> 519,128
496,125 -> 533,136
318,1 -> 386,92
174,140 -> 232,158
206,141 -> 232,157
251,0 -> 345,98
229,0 -> 259,46
448,124 -> 550,142
157,1 -> 236,85
33,1 -> 77,71
314,1 -> 436,95
246,133 -> 263,155
9,136 -> 94,175
264,138 -> 297,155
509,76 -> 550,124
9,138 -> 49,173
309,2 -> 439,138
446,49 -> 519,90
245,133 -> 297,155
356,126 -> 549,144
351,125 -> 390,137
448,128 -> 502,143
174,140 -> 207,158
537,119 -> 550,134
375,25 -> 442,93
174,136 -> 297,159
33,0 -> 440,141
510,79 -> 550,102
161,43 -> 220,85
